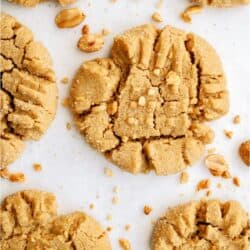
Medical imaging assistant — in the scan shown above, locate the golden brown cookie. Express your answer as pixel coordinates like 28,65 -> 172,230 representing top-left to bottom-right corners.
69,24 -> 229,176
7,0 -> 76,7
0,13 -> 57,169
152,200 -> 250,249
191,0 -> 250,7
0,190 -> 111,250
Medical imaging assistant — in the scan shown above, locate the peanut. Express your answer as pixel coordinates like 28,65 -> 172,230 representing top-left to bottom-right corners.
239,140 -> 250,166
77,34 -> 104,53
55,8 -> 85,28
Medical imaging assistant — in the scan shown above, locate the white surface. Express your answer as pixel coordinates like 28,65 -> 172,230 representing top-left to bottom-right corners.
1,1 -> 250,249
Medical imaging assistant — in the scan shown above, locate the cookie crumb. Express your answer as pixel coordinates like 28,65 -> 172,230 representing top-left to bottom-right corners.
151,12 -> 163,22
102,28 -> 111,36
119,238 -> 131,250
181,5 -> 203,23
143,205 -> 152,215
216,183 -> 222,189
206,190 -> 212,197
239,140 -> 250,166
222,170 -> 232,179
196,179 -> 211,191
82,24 -> 90,35
180,171 -> 189,184
233,115 -> 241,124
113,186 -> 120,193
106,214 -> 112,221
106,226 -> 112,232
60,77 -> 69,84
156,0 -> 164,9
124,224 -> 131,231
33,163 -> 42,172
224,130 -> 233,139
205,154 -> 229,177
207,148 -> 216,154
66,122 -> 72,130
232,177 -> 241,187
104,167 -> 113,177
89,203 -> 94,209
112,196 -> 119,205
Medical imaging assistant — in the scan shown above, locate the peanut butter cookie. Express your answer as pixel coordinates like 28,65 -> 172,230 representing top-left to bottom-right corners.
0,190 -> 111,250
7,0 -> 76,7
0,13 -> 57,169
152,200 -> 250,249
69,24 -> 229,175
191,0 -> 250,7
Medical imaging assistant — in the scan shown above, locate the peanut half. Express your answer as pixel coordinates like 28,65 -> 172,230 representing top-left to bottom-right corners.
55,8 -> 85,28
77,33 -> 104,53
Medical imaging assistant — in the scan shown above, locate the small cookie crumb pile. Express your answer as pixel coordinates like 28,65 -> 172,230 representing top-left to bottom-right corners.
0,14 -> 57,171
0,190 -> 111,250
239,140 -> 250,166
69,24 -> 229,176
152,199 -> 250,249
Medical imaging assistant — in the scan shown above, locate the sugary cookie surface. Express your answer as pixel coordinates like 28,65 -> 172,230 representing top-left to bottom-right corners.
69,24 -> 229,175
191,0 -> 250,7
0,190 -> 111,250
0,13 -> 57,168
70,25 -> 229,175
152,200 -> 250,249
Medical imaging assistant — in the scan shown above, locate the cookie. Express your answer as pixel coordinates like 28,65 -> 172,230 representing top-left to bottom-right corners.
0,190 -> 111,250
7,0 -> 76,7
191,0 -> 250,7
152,200 -> 250,249
0,13 -> 57,168
69,24 -> 229,175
